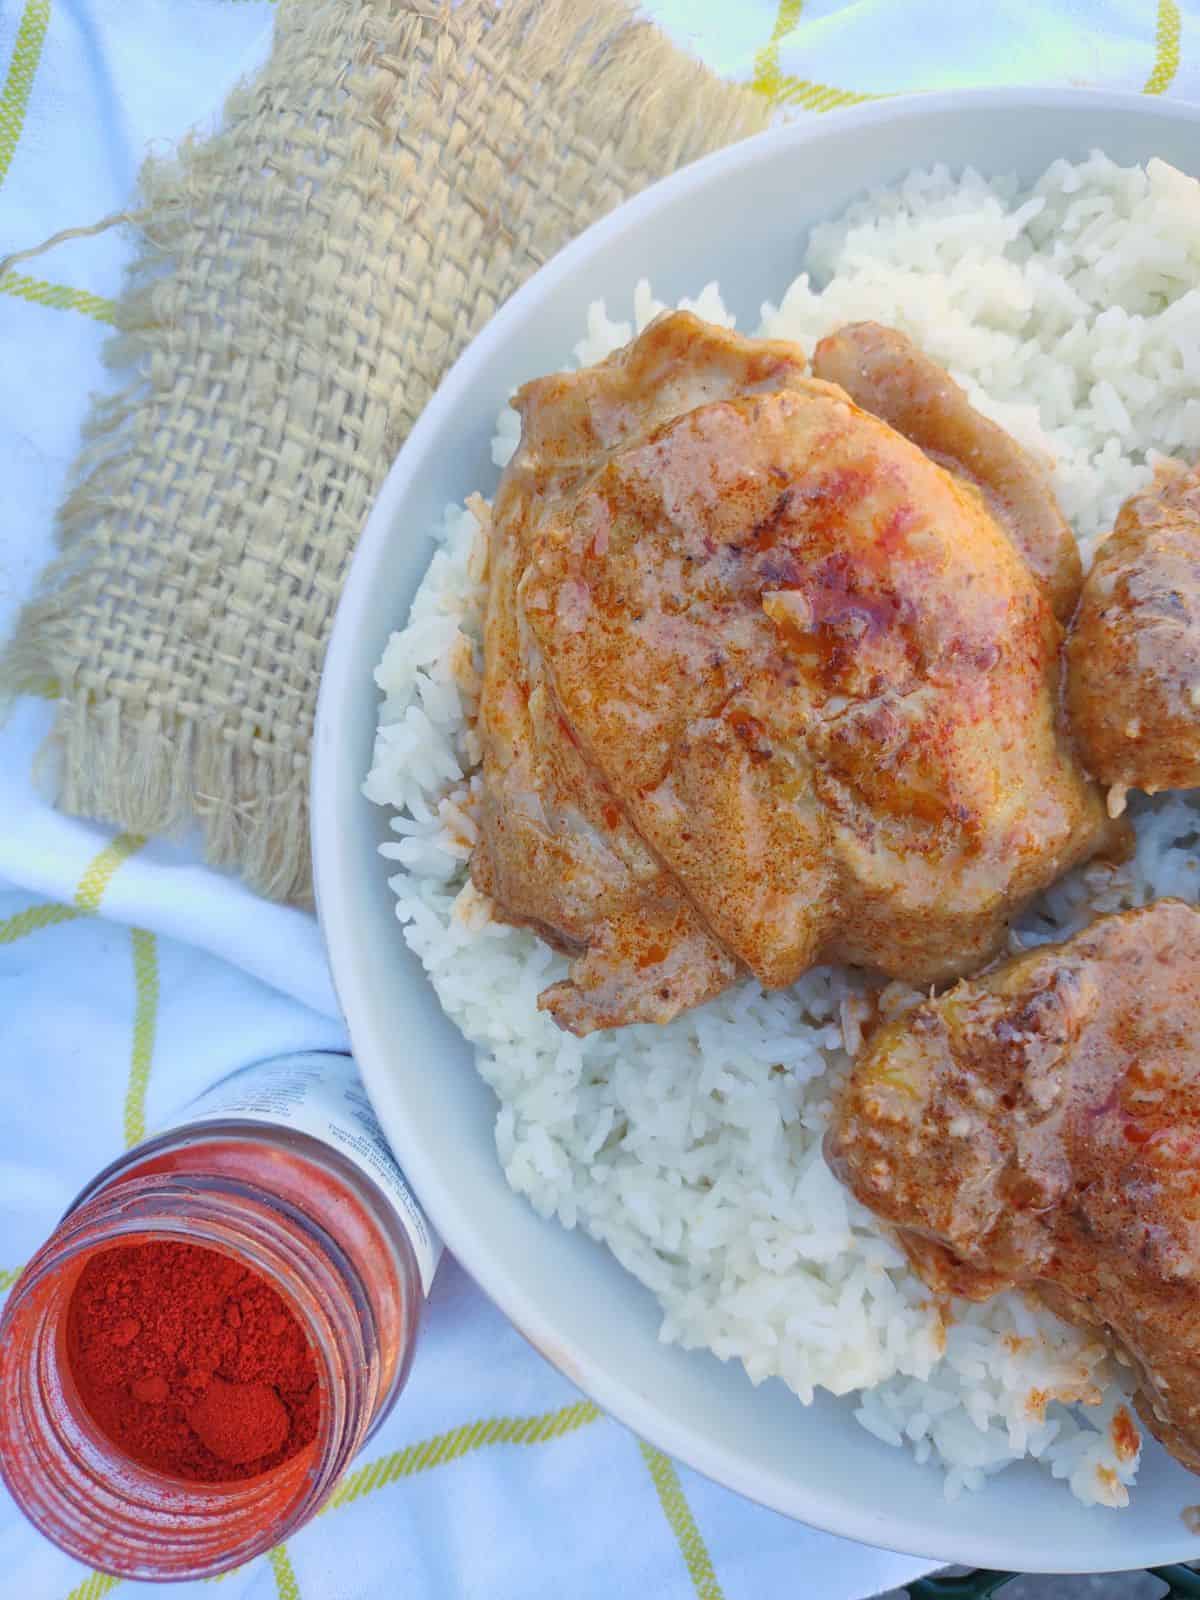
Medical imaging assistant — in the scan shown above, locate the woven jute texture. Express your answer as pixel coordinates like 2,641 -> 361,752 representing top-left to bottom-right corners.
3,0 -> 768,903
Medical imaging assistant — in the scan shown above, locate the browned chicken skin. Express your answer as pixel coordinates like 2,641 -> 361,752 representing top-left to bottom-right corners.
1066,459 -> 1200,809
473,312 -> 1113,1033
812,322 -> 1083,620
826,901 -> 1200,1474
472,313 -> 806,1032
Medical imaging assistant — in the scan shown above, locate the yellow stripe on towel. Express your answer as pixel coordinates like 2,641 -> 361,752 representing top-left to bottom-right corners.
753,0 -> 805,101
779,77 -> 879,112
0,902 -> 84,945
1144,0 -> 1182,93
63,1574 -> 120,1600
752,0 -> 879,113
268,1546 -> 302,1600
0,270 -> 117,323
0,836 -> 146,948
74,834 -> 146,914
0,0 -> 51,188
123,929 -> 159,1148
638,1442 -> 726,1600
327,1399 -> 602,1509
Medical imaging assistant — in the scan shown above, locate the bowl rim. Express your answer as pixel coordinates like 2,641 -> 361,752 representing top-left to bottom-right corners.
313,86 -> 1200,1572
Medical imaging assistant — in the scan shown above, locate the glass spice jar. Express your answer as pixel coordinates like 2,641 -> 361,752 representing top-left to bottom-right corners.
0,1052 -> 440,1581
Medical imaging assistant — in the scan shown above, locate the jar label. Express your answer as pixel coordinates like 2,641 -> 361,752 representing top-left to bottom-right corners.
176,1054 -> 442,1294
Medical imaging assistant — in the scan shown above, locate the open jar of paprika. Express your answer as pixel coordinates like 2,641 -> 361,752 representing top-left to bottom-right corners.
0,1052 -> 440,1580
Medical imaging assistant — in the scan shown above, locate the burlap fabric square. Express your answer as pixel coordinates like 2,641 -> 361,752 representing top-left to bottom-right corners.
3,0 -> 767,903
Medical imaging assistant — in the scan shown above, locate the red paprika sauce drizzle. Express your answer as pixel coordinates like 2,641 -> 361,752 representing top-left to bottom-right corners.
67,1240 -> 320,1482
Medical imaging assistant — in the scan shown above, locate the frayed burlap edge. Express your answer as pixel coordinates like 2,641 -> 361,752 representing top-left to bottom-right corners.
3,0 -> 768,904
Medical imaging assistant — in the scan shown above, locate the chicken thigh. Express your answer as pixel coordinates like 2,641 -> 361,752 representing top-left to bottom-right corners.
827,900 -> 1200,1473
1067,459 -> 1200,811
812,321 -> 1082,620
473,312 -> 1112,1033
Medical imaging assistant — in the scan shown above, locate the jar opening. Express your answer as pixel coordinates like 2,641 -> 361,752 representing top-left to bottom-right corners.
65,1238 -> 321,1485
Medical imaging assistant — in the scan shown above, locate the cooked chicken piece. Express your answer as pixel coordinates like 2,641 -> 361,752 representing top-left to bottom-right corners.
812,322 -> 1082,620
474,311 -> 1114,1034
827,900 -> 1200,1475
474,312 -> 805,1031
1066,459 -> 1200,811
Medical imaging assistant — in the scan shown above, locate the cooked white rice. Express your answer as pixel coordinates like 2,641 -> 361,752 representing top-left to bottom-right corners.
365,153 -> 1200,1508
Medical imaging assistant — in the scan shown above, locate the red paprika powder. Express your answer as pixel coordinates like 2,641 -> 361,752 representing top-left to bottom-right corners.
67,1239 -> 320,1482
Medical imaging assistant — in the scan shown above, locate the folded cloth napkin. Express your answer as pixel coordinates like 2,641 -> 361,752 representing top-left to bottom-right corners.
1,3 -> 1197,1598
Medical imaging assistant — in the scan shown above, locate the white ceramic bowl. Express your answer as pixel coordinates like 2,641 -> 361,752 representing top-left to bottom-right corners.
313,89 -> 1200,1572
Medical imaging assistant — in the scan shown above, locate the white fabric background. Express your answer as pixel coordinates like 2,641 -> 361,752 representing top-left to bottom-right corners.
1,2 -> 1196,1597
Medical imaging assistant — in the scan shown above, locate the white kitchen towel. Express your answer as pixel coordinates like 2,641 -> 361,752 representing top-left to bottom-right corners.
1,3 -> 1196,1598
